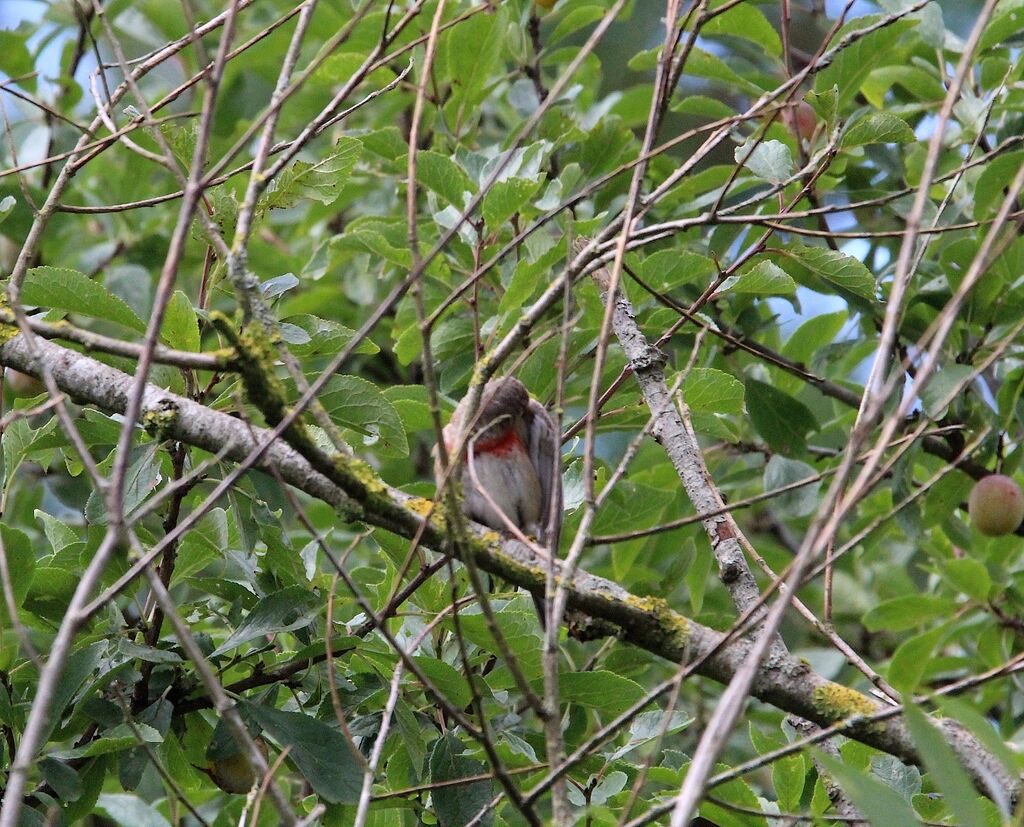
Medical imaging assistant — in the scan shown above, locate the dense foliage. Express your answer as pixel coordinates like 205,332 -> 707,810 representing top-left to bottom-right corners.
0,0 -> 1022,824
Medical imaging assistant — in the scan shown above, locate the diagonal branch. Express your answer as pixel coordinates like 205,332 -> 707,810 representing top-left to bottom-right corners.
0,331 -> 1016,806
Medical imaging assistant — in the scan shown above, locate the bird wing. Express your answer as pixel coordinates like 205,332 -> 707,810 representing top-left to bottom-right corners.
527,397 -> 562,550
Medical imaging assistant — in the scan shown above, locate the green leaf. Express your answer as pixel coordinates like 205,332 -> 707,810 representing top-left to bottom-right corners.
319,375 -> 408,457
500,242 -> 565,314
264,136 -> 361,208
160,290 -> 200,352
686,47 -> 762,94
744,379 -> 818,455
211,586 -> 320,656
281,314 -> 378,358
903,703 -> 990,827
811,752 -> 919,827
242,701 -> 362,804
840,113 -> 915,148
67,723 -> 162,758
813,17 -> 915,107
86,445 -> 163,525
934,696 -> 1021,781
482,177 -> 542,228
763,456 -> 820,517
455,602 -> 542,683
701,2 -> 780,56
444,9 -> 503,108
556,671 -> 648,717
412,657 -> 474,709
887,625 -> 946,693
980,0 -> 1024,49
24,566 -> 80,624
637,249 -> 717,291
40,642 -> 105,745
95,794 -> 172,827
551,6 -> 607,46
683,367 -> 744,415
428,733 -> 494,827
940,557 -> 991,602
749,725 -> 804,812
722,261 -> 796,295
781,311 -> 847,364
671,95 -> 737,120
0,195 -> 15,226
416,150 -> 474,206
735,139 -> 793,184
22,267 -> 147,333
783,245 -> 877,302
863,594 -> 957,632
0,31 -> 35,92
0,526 -> 34,610
975,151 -> 1024,220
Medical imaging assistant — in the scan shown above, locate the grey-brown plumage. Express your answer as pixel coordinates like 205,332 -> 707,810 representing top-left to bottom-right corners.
440,376 -> 563,620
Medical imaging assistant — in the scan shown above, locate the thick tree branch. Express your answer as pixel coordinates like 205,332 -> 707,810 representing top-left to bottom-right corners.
0,332 -> 1016,803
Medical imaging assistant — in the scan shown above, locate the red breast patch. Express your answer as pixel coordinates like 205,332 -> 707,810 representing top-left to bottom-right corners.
472,427 -> 523,457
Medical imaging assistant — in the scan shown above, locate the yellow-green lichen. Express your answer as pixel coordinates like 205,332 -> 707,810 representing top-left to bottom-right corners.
0,323 -> 19,346
142,401 -> 180,438
405,497 -> 435,516
812,682 -> 877,722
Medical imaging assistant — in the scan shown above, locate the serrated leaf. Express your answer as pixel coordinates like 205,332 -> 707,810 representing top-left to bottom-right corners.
556,671 -> 648,717
702,3 -> 781,55
263,137 -> 361,208
744,379 -> 817,455
783,245 -> 877,302
721,261 -> 796,295
417,150 -> 474,206
735,139 -> 793,184
67,724 -> 162,758
282,315 -> 378,358
160,291 -> 200,352
344,228 -> 412,268
412,657 -> 473,709
319,375 -> 408,457
638,249 -> 717,291
482,177 -> 542,228
22,267 -> 147,333
86,445 -> 162,525
429,733 -> 494,827
242,701 -> 362,803
211,586 -> 319,656
840,113 -> 915,148
683,367 -> 744,414
813,17 -> 915,107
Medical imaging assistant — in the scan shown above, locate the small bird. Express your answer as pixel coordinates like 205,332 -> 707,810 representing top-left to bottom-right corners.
439,376 -> 562,615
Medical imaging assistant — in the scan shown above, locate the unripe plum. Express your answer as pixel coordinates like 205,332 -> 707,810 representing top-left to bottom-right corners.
968,474 -> 1024,536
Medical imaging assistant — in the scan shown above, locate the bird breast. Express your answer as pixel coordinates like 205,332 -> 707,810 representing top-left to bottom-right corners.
462,438 -> 543,537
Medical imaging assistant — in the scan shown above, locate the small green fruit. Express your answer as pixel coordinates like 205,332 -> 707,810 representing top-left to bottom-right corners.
968,474 -> 1024,536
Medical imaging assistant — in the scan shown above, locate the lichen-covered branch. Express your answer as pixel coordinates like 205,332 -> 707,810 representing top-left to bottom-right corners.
0,331 -> 1016,803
